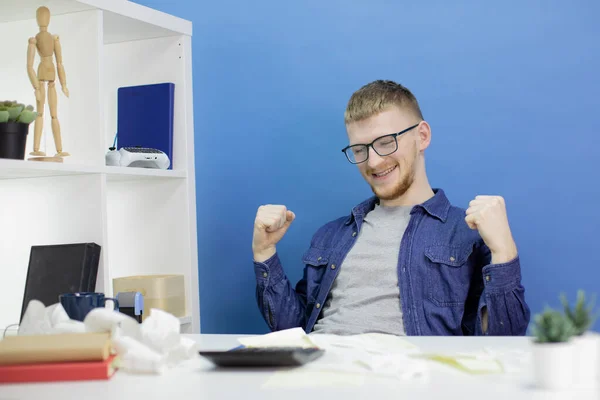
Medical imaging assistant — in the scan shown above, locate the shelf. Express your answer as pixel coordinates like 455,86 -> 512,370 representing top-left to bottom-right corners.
0,0 -> 200,334
0,0 -> 192,44
104,166 -> 187,181
0,159 -> 187,181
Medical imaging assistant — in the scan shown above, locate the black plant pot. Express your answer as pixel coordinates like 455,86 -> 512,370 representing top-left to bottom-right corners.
0,122 -> 30,160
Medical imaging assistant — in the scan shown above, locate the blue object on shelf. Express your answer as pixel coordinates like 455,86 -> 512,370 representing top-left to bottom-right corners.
116,291 -> 144,323
117,82 -> 175,169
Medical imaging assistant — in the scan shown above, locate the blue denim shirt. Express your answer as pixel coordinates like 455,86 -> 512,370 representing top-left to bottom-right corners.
254,189 -> 530,336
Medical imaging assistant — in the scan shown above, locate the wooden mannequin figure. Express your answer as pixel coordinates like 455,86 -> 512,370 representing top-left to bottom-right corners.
27,6 -> 70,158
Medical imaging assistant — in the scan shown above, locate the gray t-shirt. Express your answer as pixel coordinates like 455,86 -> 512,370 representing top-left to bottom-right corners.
311,204 -> 412,336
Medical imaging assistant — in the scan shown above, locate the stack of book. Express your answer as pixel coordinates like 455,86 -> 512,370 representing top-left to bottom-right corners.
0,332 -> 118,384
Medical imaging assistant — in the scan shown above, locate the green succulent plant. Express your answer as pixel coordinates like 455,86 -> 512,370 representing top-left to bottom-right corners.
531,307 -> 577,344
0,100 -> 37,124
560,290 -> 599,336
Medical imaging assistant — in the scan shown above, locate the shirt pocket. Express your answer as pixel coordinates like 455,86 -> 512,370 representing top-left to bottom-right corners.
301,246 -> 331,303
424,244 -> 473,307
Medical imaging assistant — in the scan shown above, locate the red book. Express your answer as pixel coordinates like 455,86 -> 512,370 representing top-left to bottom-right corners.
0,355 -> 118,384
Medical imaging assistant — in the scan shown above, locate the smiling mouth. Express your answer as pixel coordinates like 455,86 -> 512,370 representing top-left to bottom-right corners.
372,165 -> 397,178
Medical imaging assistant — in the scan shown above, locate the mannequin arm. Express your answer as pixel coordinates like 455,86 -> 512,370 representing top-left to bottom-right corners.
27,38 -> 39,90
54,35 -> 68,95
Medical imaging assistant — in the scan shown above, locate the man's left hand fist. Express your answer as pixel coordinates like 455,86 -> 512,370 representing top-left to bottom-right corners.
465,195 -> 518,264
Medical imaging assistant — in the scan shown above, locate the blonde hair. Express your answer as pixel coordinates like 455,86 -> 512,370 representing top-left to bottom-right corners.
344,80 -> 424,125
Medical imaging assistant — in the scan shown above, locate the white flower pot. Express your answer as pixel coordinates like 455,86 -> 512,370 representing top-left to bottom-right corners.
573,332 -> 599,388
532,340 -> 575,390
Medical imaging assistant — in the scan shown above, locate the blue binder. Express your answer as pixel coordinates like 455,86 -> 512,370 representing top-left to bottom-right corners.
117,82 -> 175,169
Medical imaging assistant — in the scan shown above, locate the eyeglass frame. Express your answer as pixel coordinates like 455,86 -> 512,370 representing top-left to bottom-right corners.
341,122 -> 421,164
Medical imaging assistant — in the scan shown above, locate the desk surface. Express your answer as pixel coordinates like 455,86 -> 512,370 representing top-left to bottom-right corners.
0,334 -> 598,400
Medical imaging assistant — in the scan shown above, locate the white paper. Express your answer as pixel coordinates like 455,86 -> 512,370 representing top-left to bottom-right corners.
84,307 -> 199,374
239,328 -> 428,384
481,347 -> 532,374
84,307 -> 141,340
53,320 -> 86,334
237,327 -> 316,348
112,335 -> 166,374
17,299 -> 54,335
453,357 -> 504,373
139,309 -> 181,354
308,332 -> 419,354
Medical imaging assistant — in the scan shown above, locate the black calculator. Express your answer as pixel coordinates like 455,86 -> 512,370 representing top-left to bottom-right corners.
199,346 -> 325,368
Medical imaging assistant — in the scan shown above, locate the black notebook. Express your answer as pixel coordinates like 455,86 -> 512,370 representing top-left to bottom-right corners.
19,243 -> 101,322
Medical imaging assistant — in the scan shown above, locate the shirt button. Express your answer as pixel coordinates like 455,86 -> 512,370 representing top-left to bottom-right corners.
317,257 -> 322,261
316,303 -> 321,309
402,268 -> 406,273
352,232 -> 357,237
449,256 -> 455,262
262,272 -> 268,278
485,275 -> 491,282
331,264 -> 336,270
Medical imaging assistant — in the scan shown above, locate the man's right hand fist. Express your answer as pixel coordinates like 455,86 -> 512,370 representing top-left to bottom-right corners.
252,204 -> 295,262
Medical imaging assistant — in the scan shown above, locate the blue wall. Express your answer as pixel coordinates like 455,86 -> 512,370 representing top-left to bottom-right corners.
134,0 -> 600,334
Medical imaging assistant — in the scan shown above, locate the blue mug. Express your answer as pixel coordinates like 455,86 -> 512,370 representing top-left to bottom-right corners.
59,292 -> 119,321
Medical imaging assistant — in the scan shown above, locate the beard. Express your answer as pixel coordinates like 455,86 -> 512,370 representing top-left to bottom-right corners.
367,144 -> 418,201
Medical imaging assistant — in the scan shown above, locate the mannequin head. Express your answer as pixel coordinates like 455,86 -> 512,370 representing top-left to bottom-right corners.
36,6 -> 50,28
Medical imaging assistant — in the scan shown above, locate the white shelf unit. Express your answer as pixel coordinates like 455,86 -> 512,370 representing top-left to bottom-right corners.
0,0 -> 200,333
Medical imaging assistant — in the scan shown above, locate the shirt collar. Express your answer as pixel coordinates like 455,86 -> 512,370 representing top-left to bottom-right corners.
418,188 -> 451,222
346,188 -> 450,225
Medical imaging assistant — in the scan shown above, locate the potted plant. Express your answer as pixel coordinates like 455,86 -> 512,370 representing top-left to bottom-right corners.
560,290 -> 599,388
531,307 -> 577,390
0,100 -> 38,160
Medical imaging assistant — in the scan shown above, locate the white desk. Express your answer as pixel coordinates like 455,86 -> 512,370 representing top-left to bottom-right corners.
0,334 -> 598,400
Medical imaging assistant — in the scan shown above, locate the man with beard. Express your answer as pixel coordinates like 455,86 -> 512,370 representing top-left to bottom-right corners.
252,80 -> 530,336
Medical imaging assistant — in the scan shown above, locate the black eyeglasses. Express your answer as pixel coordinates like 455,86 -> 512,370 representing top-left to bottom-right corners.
341,123 -> 420,164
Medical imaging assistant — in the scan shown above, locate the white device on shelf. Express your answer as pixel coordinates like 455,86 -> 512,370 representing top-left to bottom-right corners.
105,146 -> 170,169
